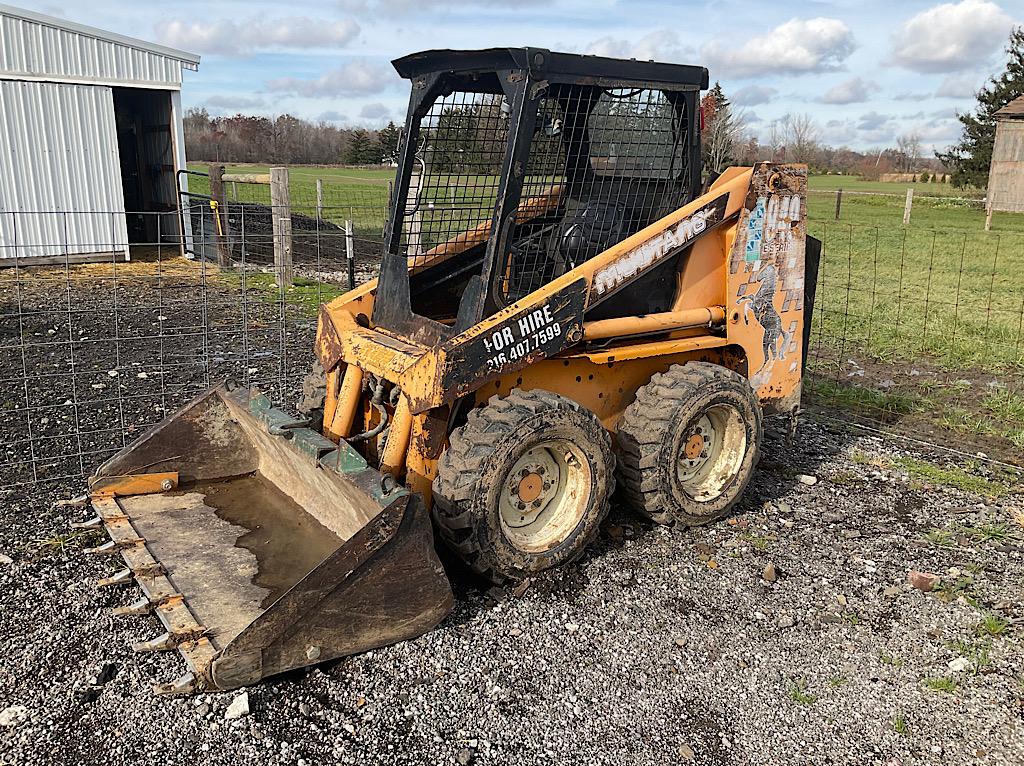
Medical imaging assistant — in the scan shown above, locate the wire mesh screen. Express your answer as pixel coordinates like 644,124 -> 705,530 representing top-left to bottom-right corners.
504,88 -> 691,303
400,91 -> 509,267
804,221 -> 1024,464
0,202 -> 379,489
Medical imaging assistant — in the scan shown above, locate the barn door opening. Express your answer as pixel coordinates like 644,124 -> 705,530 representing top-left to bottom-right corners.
112,88 -> 179,247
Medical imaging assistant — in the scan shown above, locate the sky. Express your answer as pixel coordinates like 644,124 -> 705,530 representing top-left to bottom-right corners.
17,0 -> 1024,152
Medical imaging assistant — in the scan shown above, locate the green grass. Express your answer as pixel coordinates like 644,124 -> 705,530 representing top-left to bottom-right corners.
185,163 -> 1024,377
923,676 -> 959,693
891,457 -> 1010,498
976,613 -> 1010,638
827,676 -> 848,687
923,527 -> 954,547
934,575 -> 979,606
947,638 -> 993,673
804,378 -> 922,420
789,680 -> 817,705
879,652 -> 904,667
892,714 -> 909,734
217,271 -> 346,316
31,532 -> 90,555
961,522 -> 1014,543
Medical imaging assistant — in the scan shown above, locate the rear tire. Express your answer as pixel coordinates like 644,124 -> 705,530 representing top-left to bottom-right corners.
617,362 -> 761,526
433,389 -> 614,583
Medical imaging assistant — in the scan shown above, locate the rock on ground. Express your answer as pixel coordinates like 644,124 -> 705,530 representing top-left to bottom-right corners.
0,419 -> 1022,766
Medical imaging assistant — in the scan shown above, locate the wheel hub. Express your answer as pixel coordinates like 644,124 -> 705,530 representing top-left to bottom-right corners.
501,447 -> 560,528
676,405 -> 746,502
679,416 -> 713,478
517,473 -> 544,503
684,433 -> 705,460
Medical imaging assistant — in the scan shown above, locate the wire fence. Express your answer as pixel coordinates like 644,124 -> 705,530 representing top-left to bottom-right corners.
2,189 -> 1022,490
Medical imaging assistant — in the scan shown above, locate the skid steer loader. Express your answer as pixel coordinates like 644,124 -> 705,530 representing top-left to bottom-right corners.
81,48 -> 820,694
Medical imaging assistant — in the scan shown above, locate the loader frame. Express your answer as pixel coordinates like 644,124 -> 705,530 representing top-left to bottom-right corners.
317,160 -> 816,507
374,47 -> 707,343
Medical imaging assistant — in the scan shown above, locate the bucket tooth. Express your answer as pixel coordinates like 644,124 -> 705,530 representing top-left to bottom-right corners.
153,672 -> 198,696
71,516 -> 103,530
113,597 -> 153,617
97,568 -> 133,587
85,538 -> 143,556
84,540 -> 117,556
133,631 -> 176,653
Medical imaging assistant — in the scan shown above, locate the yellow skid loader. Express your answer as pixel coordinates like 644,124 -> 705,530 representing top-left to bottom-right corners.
82,48 -> 820,693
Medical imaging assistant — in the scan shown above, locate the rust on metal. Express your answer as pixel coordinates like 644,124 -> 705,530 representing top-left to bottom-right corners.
90,472 -> 178,497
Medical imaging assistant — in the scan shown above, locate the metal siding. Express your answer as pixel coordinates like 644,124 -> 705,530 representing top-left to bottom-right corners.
0,79 -> 128,259
0,12 -> 184,87
989,121 -> 1024,213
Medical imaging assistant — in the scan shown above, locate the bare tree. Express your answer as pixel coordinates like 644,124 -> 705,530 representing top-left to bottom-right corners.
895,132 -> 922,172
765,120 -> 785,161
779,113 -> 820,164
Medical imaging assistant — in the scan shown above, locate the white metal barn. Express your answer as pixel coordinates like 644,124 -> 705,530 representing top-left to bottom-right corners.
0,4 -> 199,264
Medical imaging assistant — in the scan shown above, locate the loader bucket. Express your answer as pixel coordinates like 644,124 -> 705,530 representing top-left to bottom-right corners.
83,384 -> 453,694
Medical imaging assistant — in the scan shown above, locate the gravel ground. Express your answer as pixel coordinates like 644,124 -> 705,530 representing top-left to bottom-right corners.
1,418 -> 1022,766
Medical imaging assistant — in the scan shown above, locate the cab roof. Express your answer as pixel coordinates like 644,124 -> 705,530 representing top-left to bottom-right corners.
391,47 -> 709,90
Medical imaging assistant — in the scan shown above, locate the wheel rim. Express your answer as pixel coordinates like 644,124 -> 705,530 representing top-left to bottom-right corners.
676,404 -> 746,502
498,440 -> 591,553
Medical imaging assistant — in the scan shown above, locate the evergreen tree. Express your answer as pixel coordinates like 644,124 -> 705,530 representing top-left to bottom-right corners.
378,121 -> 402,163
344,129 -> 383,165
700,82 -> 739,174
936,27 -> 1024,188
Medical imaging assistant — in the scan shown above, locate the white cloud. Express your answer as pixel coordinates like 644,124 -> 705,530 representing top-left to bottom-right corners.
338,0 -> 543,9
585,30 -> 694,62
889,0 -> 1014,73
358,102 -> 391,119
702,17 -> 855,78
731,85 -> 778,106
204,95 -> 266,109
935,73 -> 982,97
894,92 -> 932,102
317,111 -> 350,124
820,77 -> 878,105
267,61 -> 393,97
155,17 -> 359,56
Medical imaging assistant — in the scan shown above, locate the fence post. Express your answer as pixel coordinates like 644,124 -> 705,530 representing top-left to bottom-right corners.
270,166 -> 293,287
208,163 -> 232,268
834,189 -> 842,221
316,178 -> 324,222
985,198 -> 993,231
903,188 -> 914,225
345,219 -> 356,290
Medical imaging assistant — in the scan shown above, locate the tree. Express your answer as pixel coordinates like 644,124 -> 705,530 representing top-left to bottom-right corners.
377,121 -> 402,163
937,27 -> 1024,188
895,133 -> 922,172
778,113 -> 820,165
700,82 -> 745,174
344,129 -> 382,165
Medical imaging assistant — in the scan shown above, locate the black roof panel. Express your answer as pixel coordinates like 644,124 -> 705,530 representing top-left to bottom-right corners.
392,47 -> 709,90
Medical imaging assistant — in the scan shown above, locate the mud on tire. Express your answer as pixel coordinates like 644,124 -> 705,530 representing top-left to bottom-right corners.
433,389 -> 615,583
617,362 -> 761,526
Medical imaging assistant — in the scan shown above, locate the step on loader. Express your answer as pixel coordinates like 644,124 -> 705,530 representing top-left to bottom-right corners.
81,48 -> 820,693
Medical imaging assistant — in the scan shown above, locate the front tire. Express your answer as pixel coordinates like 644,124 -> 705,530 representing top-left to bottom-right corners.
433,389 -> 614,583
617,362 -> 761,526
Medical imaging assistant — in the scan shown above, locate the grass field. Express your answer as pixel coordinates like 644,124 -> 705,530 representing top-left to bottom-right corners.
182,162 -> 1024,457
185,165 -> 1024,371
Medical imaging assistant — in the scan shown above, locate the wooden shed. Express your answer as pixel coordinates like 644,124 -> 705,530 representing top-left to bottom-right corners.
986,95 -> 1024,226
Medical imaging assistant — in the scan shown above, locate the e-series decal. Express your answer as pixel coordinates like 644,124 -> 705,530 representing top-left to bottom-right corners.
589,195 -> 728,300
483,304 -> 562,371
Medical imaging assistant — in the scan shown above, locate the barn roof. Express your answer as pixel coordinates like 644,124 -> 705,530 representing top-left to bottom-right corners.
0,3 -> 199,89
995,95 -> 1024,119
